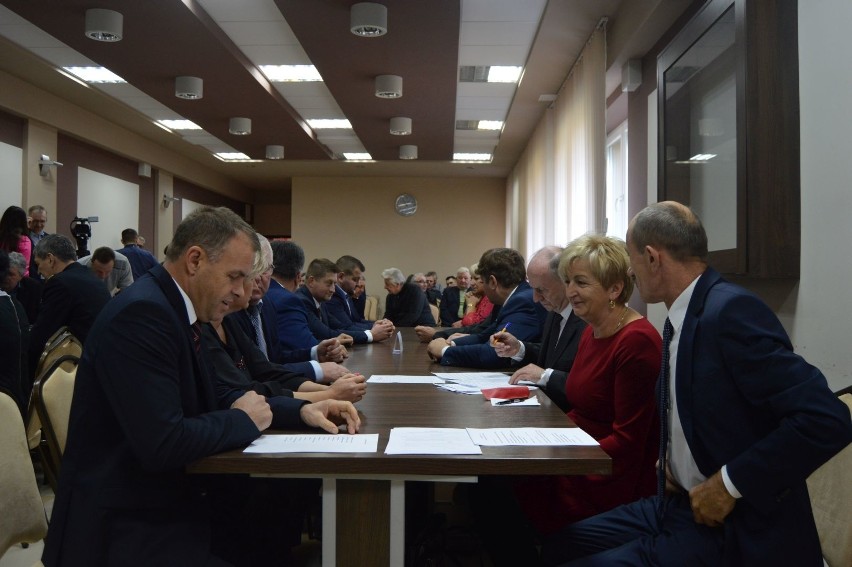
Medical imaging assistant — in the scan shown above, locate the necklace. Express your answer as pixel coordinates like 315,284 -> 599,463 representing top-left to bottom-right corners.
595,304 -> 630,338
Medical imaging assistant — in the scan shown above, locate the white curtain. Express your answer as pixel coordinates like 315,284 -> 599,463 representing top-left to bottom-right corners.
507,24 -> 607,258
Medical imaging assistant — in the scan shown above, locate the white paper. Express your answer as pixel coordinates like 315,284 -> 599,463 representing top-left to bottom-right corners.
367,375 -> 445,384
466,428 -> 599,446
434,372 -> 513,389
435,383 -> 482,395
384,428 -> 482,455
490,397 -> 541,407
243,434 -> 379,453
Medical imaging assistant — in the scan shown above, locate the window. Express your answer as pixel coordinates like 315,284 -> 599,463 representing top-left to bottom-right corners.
605,121 -> 628,239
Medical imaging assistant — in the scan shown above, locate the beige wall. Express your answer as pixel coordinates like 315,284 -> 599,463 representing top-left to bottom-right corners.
291,176 -> 506,306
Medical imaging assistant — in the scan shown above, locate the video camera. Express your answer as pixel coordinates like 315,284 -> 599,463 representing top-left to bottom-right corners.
70,216 -> 98,258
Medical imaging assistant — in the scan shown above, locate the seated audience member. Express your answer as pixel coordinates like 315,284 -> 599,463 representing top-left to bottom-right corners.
351,274 -> 367,318
0,249 -> 29,412
265,241 -> 354,352
427,249 -> 545,368
445,275 -> 456,288
473,236 -> 661,566
0,205 -> 32,276
42,206 -> 360,567
326,254 -> 391,332
541,202 -> 852,567
2,251 -> 43,324
227,235 -> 349,383
439,267 -> 472,326
117,227 -> 158,279
382,267 -> 436,326
78,246 -> 134,295
29,234 -> 111,372
296,258 -> 394,344
424,270 -> 442,305
456,262 -> 494,328
27,205 -> 48,278
493,247 -> 586,411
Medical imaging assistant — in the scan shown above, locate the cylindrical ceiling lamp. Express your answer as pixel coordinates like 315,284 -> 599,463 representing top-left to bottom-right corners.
85,9 -> 123,42
399,145 -> 418,160
375,74 -> 402,99
389,117 -> 412,135
229,117 -> 252,135
265,145 -> 285,160
350,2 -> 387,37
175,76 -> 203,100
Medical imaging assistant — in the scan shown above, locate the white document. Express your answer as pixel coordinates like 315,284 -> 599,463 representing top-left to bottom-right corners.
466,428 -> 599,447
490,397 -> 541,407
434,372 -> 513,389
435,383 -> 481,395
385,428 -> 482,455
243,434 -> 379,453
367,375 -> 445,384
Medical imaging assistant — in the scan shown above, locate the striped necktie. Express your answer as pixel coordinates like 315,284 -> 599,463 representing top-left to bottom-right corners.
657,317 -> 674,518
248,301 -> 268,359
191,321 -> 202,356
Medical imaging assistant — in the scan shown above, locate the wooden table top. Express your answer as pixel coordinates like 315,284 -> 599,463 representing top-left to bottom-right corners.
188,328 -> 611,477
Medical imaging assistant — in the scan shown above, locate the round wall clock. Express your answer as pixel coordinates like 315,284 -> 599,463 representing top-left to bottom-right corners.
394,193 -> 418,216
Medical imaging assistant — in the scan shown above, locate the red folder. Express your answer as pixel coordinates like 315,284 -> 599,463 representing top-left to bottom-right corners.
480,386 -> 530,400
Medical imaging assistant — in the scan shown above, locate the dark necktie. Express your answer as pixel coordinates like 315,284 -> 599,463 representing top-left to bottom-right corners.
544,312 -> 563,366
248,301 -> 268,359
657,318 -> 674,517
191,321 -> 202,356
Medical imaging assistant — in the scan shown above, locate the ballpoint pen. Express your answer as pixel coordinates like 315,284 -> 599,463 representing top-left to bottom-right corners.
495,397 -> 527,405
491,322 -> 512,346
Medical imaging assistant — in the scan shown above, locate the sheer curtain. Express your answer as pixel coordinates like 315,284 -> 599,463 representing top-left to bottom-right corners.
506,24 -> 606,258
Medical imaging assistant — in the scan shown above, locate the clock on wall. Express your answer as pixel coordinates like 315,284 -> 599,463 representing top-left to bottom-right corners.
394,193 -> 418,216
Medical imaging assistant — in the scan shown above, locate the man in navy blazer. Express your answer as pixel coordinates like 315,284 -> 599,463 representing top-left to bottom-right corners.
325,254 -> 374,330
42,208 -> 359,567
544,202 -> 852,566
494,246 -> 587,411
227,236 -> 350,383
428,248 -> 546,369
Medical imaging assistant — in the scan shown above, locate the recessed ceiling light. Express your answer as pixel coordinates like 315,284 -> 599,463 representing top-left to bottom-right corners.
62,66 -> 125,83
214,152 -> 252,161
343,153 -> 373,160
453,153 -> 492,162
477,121 -> 503,131
259,65 -> 323,82
156,119 -> 202,130
458,66 -> 523,84
307,119 -> 353,129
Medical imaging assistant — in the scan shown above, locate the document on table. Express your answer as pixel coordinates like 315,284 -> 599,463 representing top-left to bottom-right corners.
367,375 -> 445,384
435,383 -> 481,395
434,372 -> 514,389
244,434 -> 379,453
385,427 -> 482,455
466,427 -> 599,446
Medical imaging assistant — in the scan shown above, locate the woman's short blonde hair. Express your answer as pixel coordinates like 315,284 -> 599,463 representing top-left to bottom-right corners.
558,234 -> 634,305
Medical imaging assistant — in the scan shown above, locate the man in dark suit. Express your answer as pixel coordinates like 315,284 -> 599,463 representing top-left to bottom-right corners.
494,246 -> 587,411
228,235 -> 350,382
27,205 -> 48,279
296,258 -> 394,344
428,248 -> 546,369
42,207 -> 359,567
543,202 -> 852,566
382,267 -> 436,326
438,266 -> 471,326
116,227 -> 158,279
325,254 -> 372,330
28,234 -> 111,369
2,250 -> 43,324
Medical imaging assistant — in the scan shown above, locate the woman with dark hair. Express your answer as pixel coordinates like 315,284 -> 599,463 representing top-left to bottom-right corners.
0,249 -> 30,413
0,206 -> 32,276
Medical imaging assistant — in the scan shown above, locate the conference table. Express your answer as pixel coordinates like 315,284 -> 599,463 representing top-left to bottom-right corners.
188,328 -> 611,567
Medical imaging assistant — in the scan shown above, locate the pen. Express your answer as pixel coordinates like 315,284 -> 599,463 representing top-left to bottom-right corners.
491,322 -> 512,346
496,397 -> 527,405
499,322 -> 512,334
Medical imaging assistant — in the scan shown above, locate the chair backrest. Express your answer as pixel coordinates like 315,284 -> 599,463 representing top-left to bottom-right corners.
31,354 -> 79,491
0,389 -> 48,557
807,393 -> 852,567
364,295 -> 379,321
34,326 -> 82,380
430,303 -> 440,326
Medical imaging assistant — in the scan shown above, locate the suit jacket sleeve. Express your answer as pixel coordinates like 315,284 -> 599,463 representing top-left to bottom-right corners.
439,287 -> 460,325
326,291 -> 372,331
96,299 -> 260,471
28,275 -> 72,359
274,292 -> 321,351
697,291 -> 852,513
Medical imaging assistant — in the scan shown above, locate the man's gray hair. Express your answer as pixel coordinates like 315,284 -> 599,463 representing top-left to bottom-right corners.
456,266 -> 470,277
165,206 -> 259,263
7,251 -> 27,273
381,267 -> 405,284
35,234 -> 77,262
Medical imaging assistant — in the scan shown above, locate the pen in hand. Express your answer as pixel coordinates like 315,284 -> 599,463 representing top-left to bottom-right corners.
490,322 -> 512,346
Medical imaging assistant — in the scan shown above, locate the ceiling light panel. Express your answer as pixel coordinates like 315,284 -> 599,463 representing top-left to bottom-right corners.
198,0 -> 366,159
61,66 -> 125,83
259,64 -> 322,82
